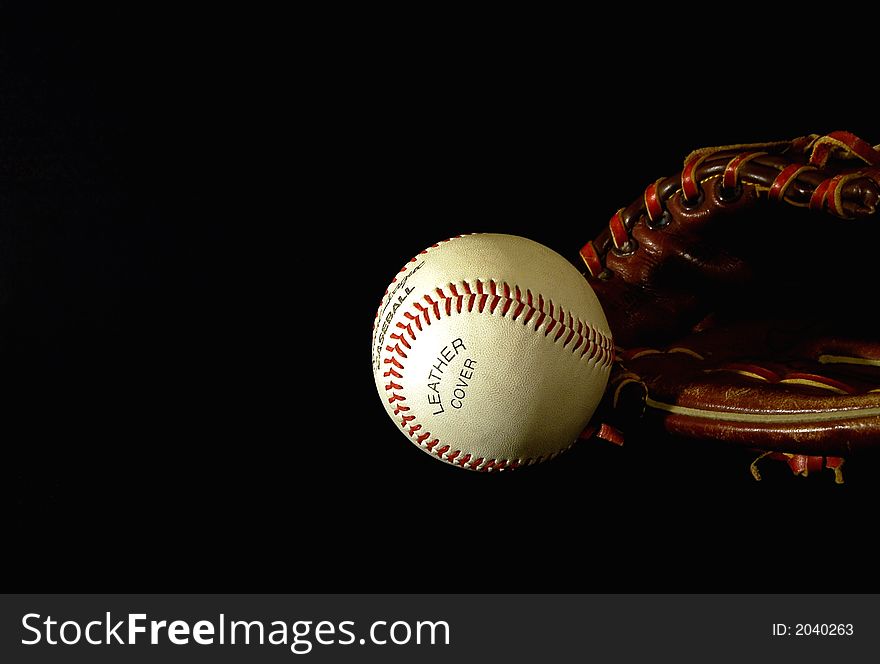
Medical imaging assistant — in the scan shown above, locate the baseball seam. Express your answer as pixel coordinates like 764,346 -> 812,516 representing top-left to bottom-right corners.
382,278 -> 614,471
373,236 -> 466,333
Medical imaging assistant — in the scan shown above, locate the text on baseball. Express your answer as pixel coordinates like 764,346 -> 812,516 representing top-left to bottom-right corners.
372,260 -> 425,371
450,358 -> 477,410
425,338 -> 477,415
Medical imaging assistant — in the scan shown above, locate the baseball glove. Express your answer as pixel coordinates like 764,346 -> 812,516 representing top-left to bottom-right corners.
580,131 -> 880,483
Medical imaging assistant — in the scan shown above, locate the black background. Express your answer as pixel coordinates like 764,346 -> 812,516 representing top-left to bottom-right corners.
5,6 -> 878,592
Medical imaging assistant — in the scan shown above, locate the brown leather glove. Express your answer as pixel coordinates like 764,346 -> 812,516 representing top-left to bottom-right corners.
580,131 -> 880,482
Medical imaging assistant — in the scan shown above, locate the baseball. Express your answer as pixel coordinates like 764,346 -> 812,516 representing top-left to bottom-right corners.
372,234 -> 613,471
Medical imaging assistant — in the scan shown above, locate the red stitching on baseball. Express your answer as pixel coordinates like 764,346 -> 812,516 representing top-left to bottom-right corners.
381,276 -> 613,471
374,236 -> 466,331
534,310 -> 546,330
384,356 -> 404,370
512,301 -> 524,320
389,332 -> 411,350
386,344 -> 407,359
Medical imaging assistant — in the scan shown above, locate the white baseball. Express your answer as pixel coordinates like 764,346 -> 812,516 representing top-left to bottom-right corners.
372,234 -> 613,471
